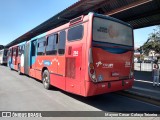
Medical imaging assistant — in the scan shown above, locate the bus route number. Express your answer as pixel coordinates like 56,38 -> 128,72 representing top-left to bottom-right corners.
73,51 -> 79,57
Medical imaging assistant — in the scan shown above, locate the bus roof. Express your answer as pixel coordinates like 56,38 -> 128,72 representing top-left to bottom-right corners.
92,12 -> 132,28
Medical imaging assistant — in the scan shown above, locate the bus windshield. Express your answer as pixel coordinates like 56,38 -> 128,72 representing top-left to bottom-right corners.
93,17 -> 133,46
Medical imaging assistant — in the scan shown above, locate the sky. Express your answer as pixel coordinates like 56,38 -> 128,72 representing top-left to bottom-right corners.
134,26 -> 156,48
0,0 -> 157,48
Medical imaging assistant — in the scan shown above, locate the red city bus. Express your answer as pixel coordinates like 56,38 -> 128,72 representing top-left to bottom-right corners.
8,12 -> 134,96
7,43 -> 25,74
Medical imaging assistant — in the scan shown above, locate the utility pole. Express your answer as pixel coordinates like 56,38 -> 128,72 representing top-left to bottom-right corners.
140,47 -> 143,71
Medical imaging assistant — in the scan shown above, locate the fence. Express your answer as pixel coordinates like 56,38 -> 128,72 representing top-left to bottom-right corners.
134,63 -> 160,71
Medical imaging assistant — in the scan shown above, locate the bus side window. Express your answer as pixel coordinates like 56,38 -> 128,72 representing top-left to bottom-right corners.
7,50 -> 10,56
46,34 -> 58,55
13,48 -> 17,56
3,50 -> 7,56
21,45 -> 25,54
37,37 -> 46,56
10,49 -> 13,56
18,45 -> 24,56
31,41 -> 36,56
18,46 -> 21,56
68,25 -> 84,41
58,31 -> 66,55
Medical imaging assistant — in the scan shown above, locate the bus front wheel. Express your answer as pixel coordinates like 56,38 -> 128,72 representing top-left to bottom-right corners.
42,70 -> 51,90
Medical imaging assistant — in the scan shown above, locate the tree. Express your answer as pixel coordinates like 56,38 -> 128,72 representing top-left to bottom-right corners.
141,25 -> 160,56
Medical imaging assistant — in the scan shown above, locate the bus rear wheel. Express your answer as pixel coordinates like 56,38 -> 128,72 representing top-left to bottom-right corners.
42,70 -> 51,90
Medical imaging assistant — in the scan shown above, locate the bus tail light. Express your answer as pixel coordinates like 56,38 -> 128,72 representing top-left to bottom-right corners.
90,68 -> 94,74
89,67 -> 97,82
129,55 -> 134,78
89,63 -> 94,69
88,48 -> 97,82
130,68 -> 134,78
91,74 -> 96,80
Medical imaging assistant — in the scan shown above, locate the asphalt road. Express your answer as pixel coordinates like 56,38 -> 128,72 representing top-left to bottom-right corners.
0,65 -> 160,119
132,71 -> 160,100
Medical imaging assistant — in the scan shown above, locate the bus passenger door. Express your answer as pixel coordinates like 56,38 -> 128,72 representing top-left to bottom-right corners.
66,43 -> 82,94
15,47 -> 18,67
9,48 -> 13,67
65,24 -> 84,95
57,31 -> 66,76
30,40 -> 37,77
56,31 -> 66,90
12,48 -> 14,65
13,47 -> 18,69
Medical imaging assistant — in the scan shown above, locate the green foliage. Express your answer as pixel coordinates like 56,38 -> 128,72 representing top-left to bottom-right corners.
142,26 -> 160,56
143,41 -> 160,55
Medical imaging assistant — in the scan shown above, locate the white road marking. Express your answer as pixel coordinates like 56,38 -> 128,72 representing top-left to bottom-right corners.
134,79 -> 153,84
134,79 -> 160,85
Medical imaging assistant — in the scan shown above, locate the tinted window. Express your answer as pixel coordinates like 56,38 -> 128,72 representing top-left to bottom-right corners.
58,31 -> 66,54
31,41 -> 36,56
37,37 -> 46,55
10,49 -> 13,56
7,49 -> 11,56
18,45 -> 25,55
68,25 -> 83,41
18,46 -> 21,55
13,48 -> 17,56
93,17 -> 133,46
3,50 -> 7,56
21,45 -> 25,54
46,34 -> 58,55
0,51 -> 2,56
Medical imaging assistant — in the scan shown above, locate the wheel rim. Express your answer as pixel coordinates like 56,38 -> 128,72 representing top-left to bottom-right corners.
43,74 -> 49,88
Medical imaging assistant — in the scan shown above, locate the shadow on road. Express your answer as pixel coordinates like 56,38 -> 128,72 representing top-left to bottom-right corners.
0,63 -> 7,66
5,64 -> 158,112
48,86 -> 160,112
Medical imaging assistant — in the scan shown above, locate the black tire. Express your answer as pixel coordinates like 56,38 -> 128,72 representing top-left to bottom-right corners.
42,70 -> 51,90
18,64 -> 22,75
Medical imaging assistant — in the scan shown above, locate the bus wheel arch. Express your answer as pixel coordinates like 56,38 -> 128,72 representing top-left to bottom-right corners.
42,67 -> 51,90
41,67 -> 48,79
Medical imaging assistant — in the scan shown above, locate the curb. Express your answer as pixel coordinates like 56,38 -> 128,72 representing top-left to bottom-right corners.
116,90 -> 160,106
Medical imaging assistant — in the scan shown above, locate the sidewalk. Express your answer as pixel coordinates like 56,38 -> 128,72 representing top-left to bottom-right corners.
125,71 -> 160,101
